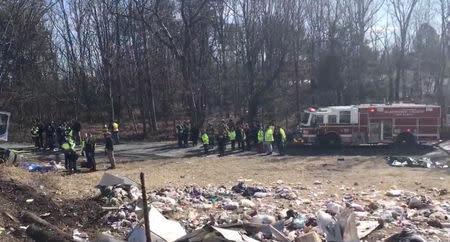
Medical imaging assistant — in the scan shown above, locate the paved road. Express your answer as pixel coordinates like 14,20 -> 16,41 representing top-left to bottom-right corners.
2,140 -> 450,167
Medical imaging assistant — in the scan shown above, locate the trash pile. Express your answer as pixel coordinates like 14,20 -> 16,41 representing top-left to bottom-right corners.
97,173 -> 142,236
386,156 -> 449,168
97,174 -> 450,241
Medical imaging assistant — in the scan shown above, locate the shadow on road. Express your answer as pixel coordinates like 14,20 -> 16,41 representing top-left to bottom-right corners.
285,143 -> 436,157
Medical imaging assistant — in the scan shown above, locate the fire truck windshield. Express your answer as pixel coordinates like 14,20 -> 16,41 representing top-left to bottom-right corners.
301,113 -> 310,125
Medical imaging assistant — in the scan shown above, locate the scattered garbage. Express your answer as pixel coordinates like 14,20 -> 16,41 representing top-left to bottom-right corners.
385,227 -> 426,242
19,160 -> 65,172
386,156 -> 449,168
73,229 -> 89,241
20,162 -> 54,172
386,189 -> 404,197
95,177 -> 449,241
176,224 -> 258,242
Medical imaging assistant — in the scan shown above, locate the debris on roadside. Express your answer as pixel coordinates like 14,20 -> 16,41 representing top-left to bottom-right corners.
386,156 -> 448,168
19,161 -> 65,172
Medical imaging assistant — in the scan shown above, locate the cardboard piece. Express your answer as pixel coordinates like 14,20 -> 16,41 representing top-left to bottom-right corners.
98,173 -> 139,187
128,206 -> 186,242
295,232 -> 322,242
175,224 -> 258,242
357,221 -> 379,239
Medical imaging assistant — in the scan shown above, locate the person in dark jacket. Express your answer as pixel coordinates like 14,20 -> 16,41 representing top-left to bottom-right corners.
84,133 -> 96,171
104,133 -> 116,169
236,123 -> 245,151
206,123 -> 215,147
183,123 -> 190,147
217,120 -> 228,157
176,124 -> 184,148
56,122 -> 65,148
46,122 -> 55,150
244,122 -> 252,151
72,120 -> 81,145
190,126 -> 199,146
252,122 -> 259,147
37,119 -> 44,149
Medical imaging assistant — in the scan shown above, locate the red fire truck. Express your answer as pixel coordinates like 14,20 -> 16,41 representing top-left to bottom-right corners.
296,103 -> 441,147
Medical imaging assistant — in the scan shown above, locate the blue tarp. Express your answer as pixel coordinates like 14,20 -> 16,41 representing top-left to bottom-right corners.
20,162 -> 54,172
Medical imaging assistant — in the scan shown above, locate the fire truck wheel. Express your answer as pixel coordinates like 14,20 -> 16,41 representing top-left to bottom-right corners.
395,132 -> 417,148
320,133 -> 341,148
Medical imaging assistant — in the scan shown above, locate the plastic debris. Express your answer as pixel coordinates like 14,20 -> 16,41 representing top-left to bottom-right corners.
386,156 -> 448,168
20,162 -> 54,172
176,224 -> 259,242
386,189 -> 404,197
73,229 -> 89,241
94,178 -> 448,241
295,232 -> 321,242
385,227 -> 426,242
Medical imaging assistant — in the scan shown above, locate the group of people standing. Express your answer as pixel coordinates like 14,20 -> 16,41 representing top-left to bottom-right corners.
30,119 -> 119,173
176,123 -> 199,148
177,119 -> 287,157
30,119 -> 82,150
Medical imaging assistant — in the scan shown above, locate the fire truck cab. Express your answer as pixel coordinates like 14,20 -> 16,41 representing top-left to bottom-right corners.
298,104 -> 441,147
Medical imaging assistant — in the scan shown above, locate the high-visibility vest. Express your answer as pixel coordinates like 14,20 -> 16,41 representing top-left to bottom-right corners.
63,138 -> 75,151
258,130 -> 264,142
201,133 -> 209,145
265,127 -> 274,142
228,130 -> 236,140
61,142 -> 70,150
280,128 -> 286,142
65,128 -> 73,137
242,130 -> 246,140
31,127 -> 39,137
113,122 -> 119,132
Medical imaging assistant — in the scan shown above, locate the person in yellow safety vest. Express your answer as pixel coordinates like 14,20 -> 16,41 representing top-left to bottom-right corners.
265,125 -> 275,155
201,130 -> 209,155
65,125 -> 73,137
31,126 -> 40,148
228,128 -> 236,150
61,136 -> 77,172
275,126 -> 287,156
257,125 -> 264,153
112,121 -> 119,144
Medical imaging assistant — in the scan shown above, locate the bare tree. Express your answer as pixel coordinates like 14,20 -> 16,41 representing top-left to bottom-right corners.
390,0 -> 418,101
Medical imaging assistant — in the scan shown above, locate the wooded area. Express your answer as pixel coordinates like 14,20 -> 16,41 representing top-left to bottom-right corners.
1,0 -> 449,135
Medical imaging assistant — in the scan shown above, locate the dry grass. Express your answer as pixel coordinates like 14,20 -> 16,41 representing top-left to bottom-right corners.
2,154 -> 448,201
